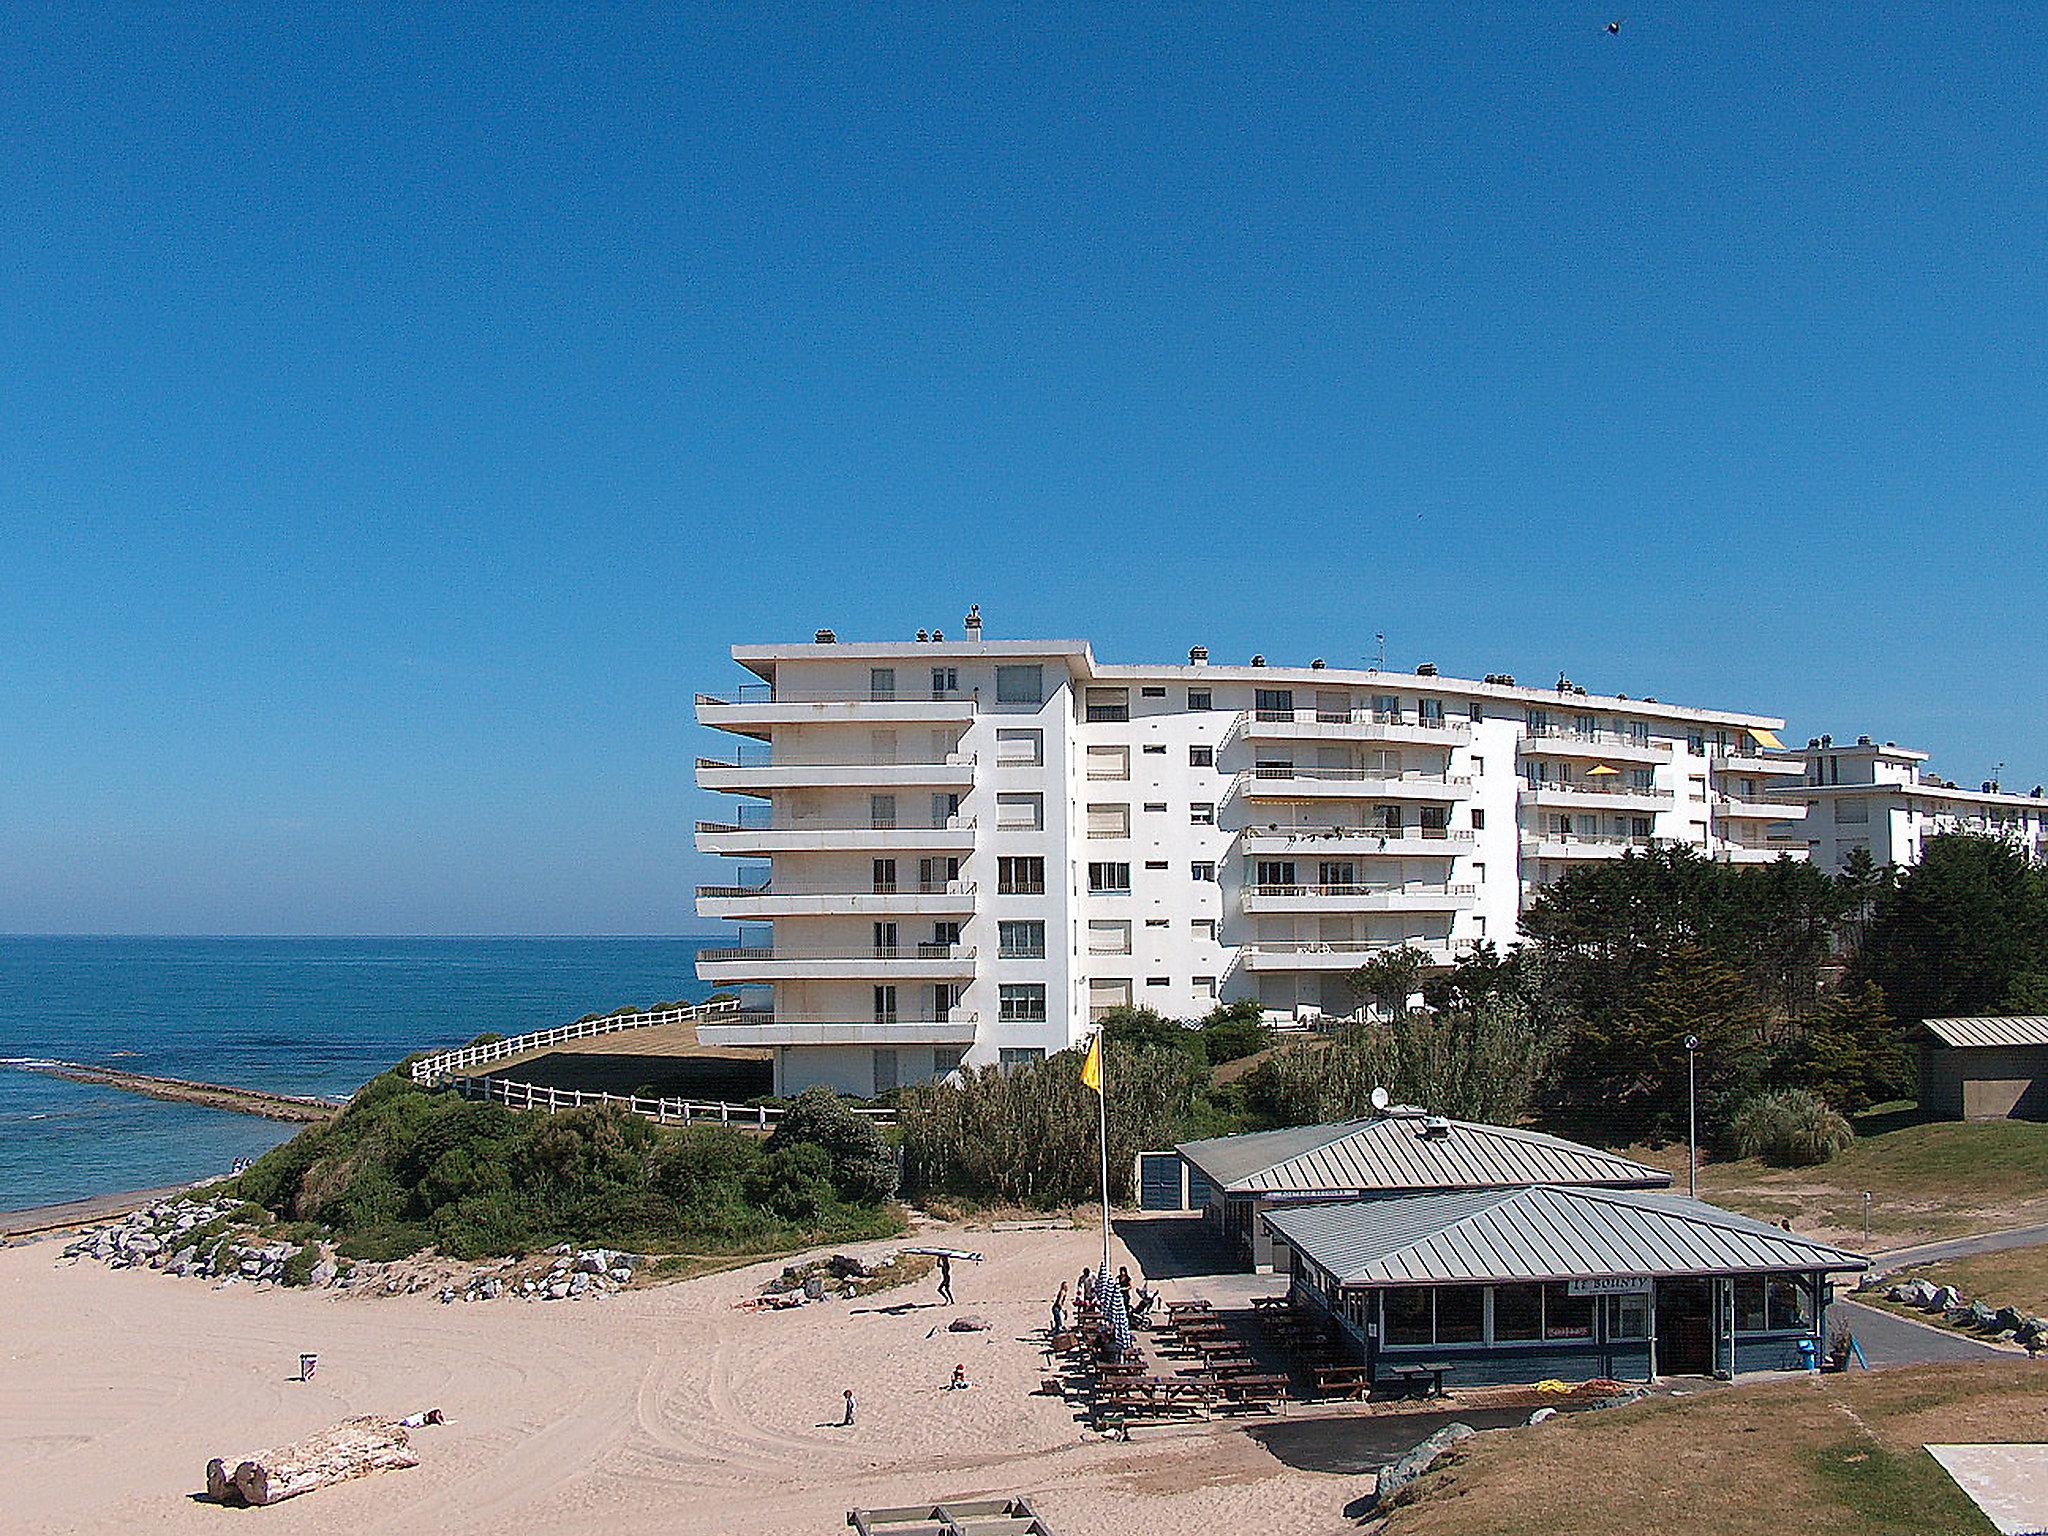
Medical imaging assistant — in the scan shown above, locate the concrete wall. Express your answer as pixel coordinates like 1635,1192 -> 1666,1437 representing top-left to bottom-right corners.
1922,1043 -> 2048,1121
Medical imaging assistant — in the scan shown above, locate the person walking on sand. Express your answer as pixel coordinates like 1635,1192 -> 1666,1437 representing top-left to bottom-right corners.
1117,1266 -> 1134,1305
841,1388 -> 856,1427
936,1253 -> 954,1305
1051,1281 -> 1069,1337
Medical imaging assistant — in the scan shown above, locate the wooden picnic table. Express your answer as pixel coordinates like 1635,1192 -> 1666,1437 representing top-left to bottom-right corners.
1377,1361 -> 1451,1399
1195,1338 -> 1254,1360
1190,1360 -> 1268,1379
1311,1362 -> 1376,1401
1209,1372 -> 1290,1411
1164,1298 -> 1211,1314
1248,1294 -> 1292,1311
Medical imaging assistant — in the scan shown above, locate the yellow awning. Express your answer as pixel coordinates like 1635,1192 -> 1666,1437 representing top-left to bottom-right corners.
1751,728 -> 1784,751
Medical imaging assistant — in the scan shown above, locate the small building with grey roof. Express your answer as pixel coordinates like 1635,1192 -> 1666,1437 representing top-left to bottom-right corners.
1265,1185 -> 1867,1386
1176,1112 -> 1672,1271
1917,1016 -> 2048,1122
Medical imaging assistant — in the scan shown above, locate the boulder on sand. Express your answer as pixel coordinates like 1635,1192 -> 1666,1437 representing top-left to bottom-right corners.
1371,1422 -> 1477,1509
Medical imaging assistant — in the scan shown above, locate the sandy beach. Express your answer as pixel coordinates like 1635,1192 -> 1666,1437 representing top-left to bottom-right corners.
0,1223 -> 1359,1536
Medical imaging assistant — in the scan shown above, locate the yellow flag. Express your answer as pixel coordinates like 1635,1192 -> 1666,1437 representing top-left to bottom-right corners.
1080,1033 -> 1103,1094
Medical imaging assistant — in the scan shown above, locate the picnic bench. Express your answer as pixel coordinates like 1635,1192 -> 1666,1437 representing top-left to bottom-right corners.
1311,1362 -> 1376,1401
1194,1338 -> 1253,1362
1164,1299 -> 1211,1315
1376,1361 -> 1451,1399
1209,1372 -> 1289,1413
1248,1294 -> 1291,1311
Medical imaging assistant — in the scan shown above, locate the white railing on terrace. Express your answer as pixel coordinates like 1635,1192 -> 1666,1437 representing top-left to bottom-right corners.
698,685 -> 974,706
1523,724 -> 1671,752
697,944 -> 977,963
408,998 -> 745,1084
455,1077 -> 894,1127
1245,939 -> 1457,959
1249,707 -> 1468,730
726,1009 -> 979,1027
1236,766 -> 1472,789
696,815 -> 977,835
1237,824 -> 1473,844
1520,780 -> 1675,801
696,751 -> 975,772
1244,882 -> 1477,899
695,880 -> 976,900
1521,832 -> 1656,849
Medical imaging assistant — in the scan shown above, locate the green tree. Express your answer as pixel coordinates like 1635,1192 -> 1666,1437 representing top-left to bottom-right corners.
766,1084 -> 899,1202
1852,833 -> 2048,1021
1765,982 -> 1911,1113
1347,945 -> 1434,1019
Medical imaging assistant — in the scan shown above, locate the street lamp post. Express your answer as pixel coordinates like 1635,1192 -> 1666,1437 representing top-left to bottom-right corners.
1684,1034 -> 1700,1199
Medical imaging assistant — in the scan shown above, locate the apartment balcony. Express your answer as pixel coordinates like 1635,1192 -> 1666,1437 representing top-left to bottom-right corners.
694,816 -> 977,856
1226,708 -> 1472,752
1231,767 -> 1475,803
1236,825 -> 1474,858
1715,794 -> 1807,823
696,752 -> 976,795
1519,726 -> 1673,766
1519,833 -> 1658,861
697,1011 -> 980,1048
1238,939 -> 1458,972
1518,781 -> 1674,814
695,686 -> 977,735
695,944 -> 977,984
695,880 -> 977,919
1714,749 -> 1803,776
1714,844 -> 1808,865
1241,882 -> 1478,915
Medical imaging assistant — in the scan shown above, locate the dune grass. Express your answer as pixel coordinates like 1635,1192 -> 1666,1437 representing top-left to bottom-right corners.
1385,1361 -> 2043,1536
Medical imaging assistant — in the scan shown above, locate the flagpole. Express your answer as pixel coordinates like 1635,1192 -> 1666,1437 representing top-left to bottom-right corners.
1096,1029 -> 1111,1281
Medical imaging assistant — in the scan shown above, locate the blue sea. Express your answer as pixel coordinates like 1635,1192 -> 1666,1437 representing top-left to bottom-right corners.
0,937 -> 714,1214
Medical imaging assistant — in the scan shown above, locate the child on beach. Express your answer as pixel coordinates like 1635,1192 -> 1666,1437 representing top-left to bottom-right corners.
841,1388 -> 856,1426
947,1364 -> 970,1391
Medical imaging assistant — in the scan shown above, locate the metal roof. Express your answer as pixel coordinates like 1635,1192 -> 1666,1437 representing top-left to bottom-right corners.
1176,1116 -> 1671,1196
1922,1016 -> 2048,1049
1263,1185 -> 1867,1287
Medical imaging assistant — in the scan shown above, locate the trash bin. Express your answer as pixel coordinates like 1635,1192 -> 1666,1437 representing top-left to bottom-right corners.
1797,1338 -> 1818,1371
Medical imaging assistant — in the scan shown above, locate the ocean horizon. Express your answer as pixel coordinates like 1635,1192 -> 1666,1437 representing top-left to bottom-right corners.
0,935 -> 719,1213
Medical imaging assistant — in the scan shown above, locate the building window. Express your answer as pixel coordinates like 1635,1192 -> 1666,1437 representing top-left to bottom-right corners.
1837,797 -> 1869,824
1469,701 -> 1484,722
1436,1286 -> 1484,1344
1088,861 -> 1131,894
1189,744 -> 1214,768
869,667 -> 896,701
1190,861 -> 1216,882
1142,743 -> 1167,754
1194,975 -> 1216,997
997,793 -> 1044,830
1088,978 -> 1133,1019
1191,918 -> 1216,941
872,858 -> 897,893
996,728 -> 1043,765
870,794 -> 897,829
1087,803 -> 1131,839
872,1048 -> 899,1092
929,666 -> 959,699
1146,976 -> 1170,987
1190,802 -> 1215,825
998,985 -> 1047,1022
1470,809 -> 1485,830
872,985 -> 898,1023
1085,687 -> 1129,722
933,1047 -> 964,1076
1606,1293 -> 1650,1340
998,1046 -> 1045,1069
1418,697 -> 1444,726
998,920 -> 1046,959
1541,1284 -> 1595,1340
996,665 -> 1044,705
1143,801 -> 1167,813
1383,1288 -> 1431,1347
997,856 -> 1045,895
1087,744 -> 1130,780
1140,686 -> 1167,698
1088,919 -> 1132,954
1767,1277 -> 1813,1332
1492,1283 -> 1542,1341
1189,688 -> 1212,711
1144,916 -> 1168,927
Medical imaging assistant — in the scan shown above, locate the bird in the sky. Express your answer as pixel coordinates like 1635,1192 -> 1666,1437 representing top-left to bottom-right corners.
1606,19 -> 1622,34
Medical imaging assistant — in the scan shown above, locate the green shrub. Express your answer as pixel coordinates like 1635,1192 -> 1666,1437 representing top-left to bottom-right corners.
766,1085 -> 899,1202
1726,1089 -> 1856,1167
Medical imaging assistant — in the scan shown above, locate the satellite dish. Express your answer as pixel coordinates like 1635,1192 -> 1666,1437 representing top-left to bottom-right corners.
1370,1086 -> 1391,1113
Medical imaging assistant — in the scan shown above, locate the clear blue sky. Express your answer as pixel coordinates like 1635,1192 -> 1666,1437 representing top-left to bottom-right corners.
2,8 -> 2043,935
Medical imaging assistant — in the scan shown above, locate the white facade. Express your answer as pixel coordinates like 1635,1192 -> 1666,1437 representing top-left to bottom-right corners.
1775,736 -> 2048,873
694,629 -> 1806,1096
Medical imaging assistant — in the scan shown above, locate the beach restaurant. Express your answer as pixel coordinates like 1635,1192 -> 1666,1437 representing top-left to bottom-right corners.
1177,1112 -> 1672,1272
1265,1185 -> 1868,1385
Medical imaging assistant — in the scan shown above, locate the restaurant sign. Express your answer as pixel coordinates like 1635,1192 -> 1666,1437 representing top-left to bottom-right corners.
1567,1276 -> 1651,1296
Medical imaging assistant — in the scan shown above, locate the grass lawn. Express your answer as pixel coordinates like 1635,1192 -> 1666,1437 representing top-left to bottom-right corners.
1887,1243 -> 2048,1319
1384,1361 -> 2046,1536
1624,1115 -> 2048,1251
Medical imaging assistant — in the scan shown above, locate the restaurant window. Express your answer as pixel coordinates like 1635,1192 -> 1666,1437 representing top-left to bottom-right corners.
995,665 -> 1044,705
1436,1286 -> 1484,1344
1541,1283 -> 1595,1340
1767,1278 -> 1813,1332
1606,1293 -> 1650,1340
1734,1279 -> 1769,1333
1383,1288 -> 1432,1347
1491,1284 -> 1542,1341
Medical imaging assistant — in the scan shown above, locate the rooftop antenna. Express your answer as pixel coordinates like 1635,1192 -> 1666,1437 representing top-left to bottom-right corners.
1373,632 -> 1386,671
1370,1085 -> 1390,1114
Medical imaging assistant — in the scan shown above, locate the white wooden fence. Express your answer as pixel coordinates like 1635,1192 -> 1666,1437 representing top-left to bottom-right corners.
454,1075 -> 894,1128
408,998 -> 745,1084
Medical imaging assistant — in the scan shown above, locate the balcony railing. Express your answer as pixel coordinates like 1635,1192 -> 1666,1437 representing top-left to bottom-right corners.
1521,832 -> 1657,850
698,685 -> 975,706
1244,882 -> 1477,899
1237,823 -> 1473,844
1242,939 -> 1456,960
697,945 -> 977,963
697,750 -> 974,772
1222,708 -> 1471,755
1235,767 -> 1473,794
696,814 -> 976,836
1524,724 -> 1671,752
695,880 -> 976,899
726,1009 -> 978,1027
1520,779 -> 1674,801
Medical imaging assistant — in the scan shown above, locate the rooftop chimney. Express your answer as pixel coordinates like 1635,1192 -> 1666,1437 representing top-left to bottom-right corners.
814,628 -> 837,644
963,604 -> 982,637
1250,654 -> 1266,667
1858,734 -> 1873,746
1310,658 -> 1326,669
1189,645 -> 1209,666
1417,662 -> 1438,677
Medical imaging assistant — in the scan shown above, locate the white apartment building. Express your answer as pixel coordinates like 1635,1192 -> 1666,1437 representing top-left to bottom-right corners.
1774,735 -> 2048,873
692,623 -> 1807,1097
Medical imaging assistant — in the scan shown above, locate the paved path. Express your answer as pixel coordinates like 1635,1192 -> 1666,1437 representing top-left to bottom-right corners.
1874,1224 -> 2048,1270
1835,1299 -> 2012,1366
